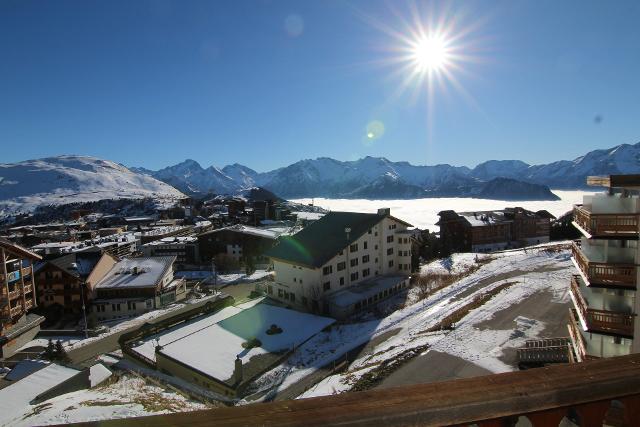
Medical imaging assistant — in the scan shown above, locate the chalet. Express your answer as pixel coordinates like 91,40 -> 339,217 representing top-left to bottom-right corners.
34,252 -> 117,315
0,239 -> 44,358
264,209 -> 413,319
92,256 -> 186,321
437,207 -> 554,253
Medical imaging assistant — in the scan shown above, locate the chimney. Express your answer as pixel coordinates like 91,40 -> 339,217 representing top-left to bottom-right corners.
233,356 -> 243,384
377,208 -> 391,216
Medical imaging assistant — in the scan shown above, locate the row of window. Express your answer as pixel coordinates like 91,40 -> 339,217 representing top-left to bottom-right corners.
324,255 -> 378,275
277,288 -> 296,303
353,281 -> 408,311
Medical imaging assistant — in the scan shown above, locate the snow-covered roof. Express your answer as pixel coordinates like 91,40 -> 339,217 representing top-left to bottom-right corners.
4,359 -> 48,382
96,256 -> 175,289
132,299 -> 334,383
201,224 -> 282,240
141,236 -> 197,246
0,363 -> 80,424
88,363 -> 112,387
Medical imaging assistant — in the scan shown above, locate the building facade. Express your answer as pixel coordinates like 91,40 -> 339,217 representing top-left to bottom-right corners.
0,239 -> 44,358
140,236 -> 199,268
93,256 -> 186,321
35,252 -> 116,314
568,175 -> 640,361
437,207 -> 553,253
265,209 -> 413,319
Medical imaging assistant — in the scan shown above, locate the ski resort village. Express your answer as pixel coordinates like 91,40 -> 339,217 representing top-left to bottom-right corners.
0,164 -> 639,425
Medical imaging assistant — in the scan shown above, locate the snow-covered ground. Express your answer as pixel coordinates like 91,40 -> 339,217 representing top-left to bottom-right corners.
292,191 -> 594,230
1,374 -> 207,426
248,243 -> 573,400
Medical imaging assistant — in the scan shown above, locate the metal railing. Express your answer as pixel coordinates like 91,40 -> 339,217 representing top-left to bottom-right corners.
573,205 -> 640,237
572,242 -> 636,288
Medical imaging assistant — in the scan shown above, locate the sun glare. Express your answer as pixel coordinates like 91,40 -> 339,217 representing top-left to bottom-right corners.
412,35 -> 450,72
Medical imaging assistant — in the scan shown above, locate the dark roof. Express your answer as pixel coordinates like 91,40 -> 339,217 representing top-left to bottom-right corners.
264,212 -> 387,268
45,252 -> 103,279
0,238 -> 42,261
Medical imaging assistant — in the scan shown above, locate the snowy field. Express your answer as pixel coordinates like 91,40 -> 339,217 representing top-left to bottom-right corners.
247,243 -> 573,400
0,374 -> 206,426
292,190 -> 595,230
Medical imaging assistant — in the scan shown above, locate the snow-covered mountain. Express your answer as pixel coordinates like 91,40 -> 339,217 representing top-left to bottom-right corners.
0,155 -> 184,218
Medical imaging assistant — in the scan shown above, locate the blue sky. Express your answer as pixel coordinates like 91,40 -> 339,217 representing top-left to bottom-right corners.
1,0 -> 639,172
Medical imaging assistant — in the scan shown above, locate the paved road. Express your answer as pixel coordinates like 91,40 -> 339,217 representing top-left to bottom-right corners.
378,266 -> 571,388
66,294 -> 226,365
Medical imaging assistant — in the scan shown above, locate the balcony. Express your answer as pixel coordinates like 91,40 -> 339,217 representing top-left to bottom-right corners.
570,275 -> 635,337
572,242 -> 636,288
10,304 -> 23,317
87,353 -> 640,427
568,308 -> 588,362
23,284 -> 33,294
24,300 -> 33,310
8,289 -> 20,300
573,205 -> 640,238
21,266 -> 32,277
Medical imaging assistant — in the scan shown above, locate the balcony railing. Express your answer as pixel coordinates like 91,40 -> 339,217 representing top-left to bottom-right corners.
573,205 -> 640,237
570,275 -> 635,337
23,284 -> 33,294
572,242 -> 637,288
24,300 -> 33,310
8,289 -> 20,300
10,304 -> 23,317
82,353 -> 640,427
568,308 -> 588,362
21,266 -> 32,277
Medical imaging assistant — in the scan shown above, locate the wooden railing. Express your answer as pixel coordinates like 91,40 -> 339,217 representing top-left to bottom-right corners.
21,266 -> 32,277
572,242 -> 637,288
568,308 -> 588,362
570,275 -> 635,337
9,304 -> 23,317
23,284 -> 33,294
573,205 -> 639,237
78,353 -> 640,427
24,300 -> 33,310
8,289 -> 20,300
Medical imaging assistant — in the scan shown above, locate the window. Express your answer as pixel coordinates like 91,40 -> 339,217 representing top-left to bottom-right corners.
293,278 -> 297,282
363,241 -> 368,249
374,245 -> 378,250
375,257 -> 378,263
368,229 -> 372,234
350,258 -> 358,267
323,281 -> 331,291
267,285 -> 273,295
387,248 -> 394,255
337,262 -> 346,271
362,255 -> 369,263
300,279 -> 303,284
127,301 -> 135,310
350,272 -> 359,281
350,243 -> 358,252
323,265 -> 333,275
278,289 -> 283,298
362,268 -> 370,277
302,296 -> 308,306
387,235 -> 394,243
290,293 -> 295,303
339,277 -> 344,286
388,260 -> 394,267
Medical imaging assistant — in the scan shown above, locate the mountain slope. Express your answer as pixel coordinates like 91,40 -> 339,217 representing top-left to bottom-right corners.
0,155 -> 184,218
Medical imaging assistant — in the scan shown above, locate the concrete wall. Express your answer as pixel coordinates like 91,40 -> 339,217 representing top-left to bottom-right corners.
156,351 -> 236,398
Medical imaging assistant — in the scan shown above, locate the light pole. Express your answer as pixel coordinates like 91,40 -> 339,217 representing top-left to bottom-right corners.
345,228 -> 351,286
80,281 -> 88,339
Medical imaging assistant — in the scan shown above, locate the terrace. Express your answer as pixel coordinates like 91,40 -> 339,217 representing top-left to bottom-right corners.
572,242 -> 637,288
79,353 -> 640,427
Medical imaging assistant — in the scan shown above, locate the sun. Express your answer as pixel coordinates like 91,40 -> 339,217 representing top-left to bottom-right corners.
411,35 -> 450,72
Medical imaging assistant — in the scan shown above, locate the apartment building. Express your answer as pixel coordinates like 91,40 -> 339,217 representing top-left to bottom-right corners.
568,175 -> 640,361
140,236 -> 199,268
264,209 -> 413,319
438,207 -> 553,253
0,239 -> 44,358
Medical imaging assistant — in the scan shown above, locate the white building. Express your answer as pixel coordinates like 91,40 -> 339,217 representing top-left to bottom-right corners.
265,209 -> 413,319
92,256 -> 186,321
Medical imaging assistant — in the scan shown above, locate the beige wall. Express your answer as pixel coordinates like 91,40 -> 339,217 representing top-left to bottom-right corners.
86,254 -> 118,298
270,216 -> 412,311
